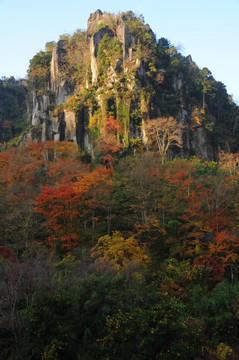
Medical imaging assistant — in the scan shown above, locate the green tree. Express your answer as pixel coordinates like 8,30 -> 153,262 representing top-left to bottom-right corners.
197,67 -> 214,109
101,297 -> 204,360
97,34 -> 122,82
22,274 -> 124,360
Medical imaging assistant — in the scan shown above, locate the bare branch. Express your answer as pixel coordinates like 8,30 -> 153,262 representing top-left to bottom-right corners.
144,117 -> 184,164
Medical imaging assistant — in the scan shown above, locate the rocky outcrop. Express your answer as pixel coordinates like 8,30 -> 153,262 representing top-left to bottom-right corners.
88,12 -> 137,84
50,40 -> 76,105
90,26 -> 114,84
65,111 -> 77,142
29,10 -> 144,146
87,9 -> 104,34
50,40 -> 66,94
30,39 -> 77,140
192,126 -> 214,160
27,9 -> 237,160
116,21 -> 135,61
32,94 -> 50,126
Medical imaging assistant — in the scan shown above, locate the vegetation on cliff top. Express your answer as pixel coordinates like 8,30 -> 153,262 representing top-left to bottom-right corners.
1,11 -> 238,157
22,10 -> 239,157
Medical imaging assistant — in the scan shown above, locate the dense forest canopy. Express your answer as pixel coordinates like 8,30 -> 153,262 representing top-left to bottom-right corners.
1,140 -> 239,359
0,77 -> 27,147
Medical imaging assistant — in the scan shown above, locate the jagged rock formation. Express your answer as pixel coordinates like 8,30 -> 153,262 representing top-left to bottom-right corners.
27,10 -> 239,160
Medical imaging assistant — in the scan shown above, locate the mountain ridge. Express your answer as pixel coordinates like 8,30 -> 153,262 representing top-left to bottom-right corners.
1,10 -> 239,159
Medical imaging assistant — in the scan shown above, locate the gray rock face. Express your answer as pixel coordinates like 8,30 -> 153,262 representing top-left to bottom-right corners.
30,39 -> 76,140
28,10 -> 221,160
32,94 -> 50,126
172,72 -> 183,92
90,26 -> 114,84
76,108 -> 90,150
192,126 -> 214,160
65,110 -> 77,143
88,10 -> 143,84
87,9 -> 104,34
50,40 -> 66,94
116,22 -> 135,61
50,40 -> 74,105
30,10 -> 149,140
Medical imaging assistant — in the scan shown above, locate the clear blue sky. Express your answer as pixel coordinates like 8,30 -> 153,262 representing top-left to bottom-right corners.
0,0 -> 238,101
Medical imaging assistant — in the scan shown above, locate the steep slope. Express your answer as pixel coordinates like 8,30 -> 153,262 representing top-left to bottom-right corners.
0,77 -> 27,147
27,10 -> 239,160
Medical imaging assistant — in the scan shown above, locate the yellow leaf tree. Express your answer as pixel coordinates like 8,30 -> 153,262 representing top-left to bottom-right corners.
91,231 -> 151,273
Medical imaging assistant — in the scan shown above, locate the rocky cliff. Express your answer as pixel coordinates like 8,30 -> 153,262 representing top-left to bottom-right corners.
27,10 -> 239,160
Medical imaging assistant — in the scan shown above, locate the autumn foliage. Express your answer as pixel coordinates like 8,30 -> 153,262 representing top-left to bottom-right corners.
144,116 -> 183,164
96,116 -> 123,167
35,165 -> 113,251
2,140 -> 239,359
91,231 -> 150,273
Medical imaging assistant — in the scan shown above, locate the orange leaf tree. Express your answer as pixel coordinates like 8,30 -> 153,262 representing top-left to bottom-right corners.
96,116 -> 123,168
35,165 -> 113,252
209,230 -> 239,269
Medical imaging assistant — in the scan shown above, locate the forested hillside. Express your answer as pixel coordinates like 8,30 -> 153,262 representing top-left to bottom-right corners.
0,77 -> 27,147
1,140 -> 239,359
1,9 -> 239,360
